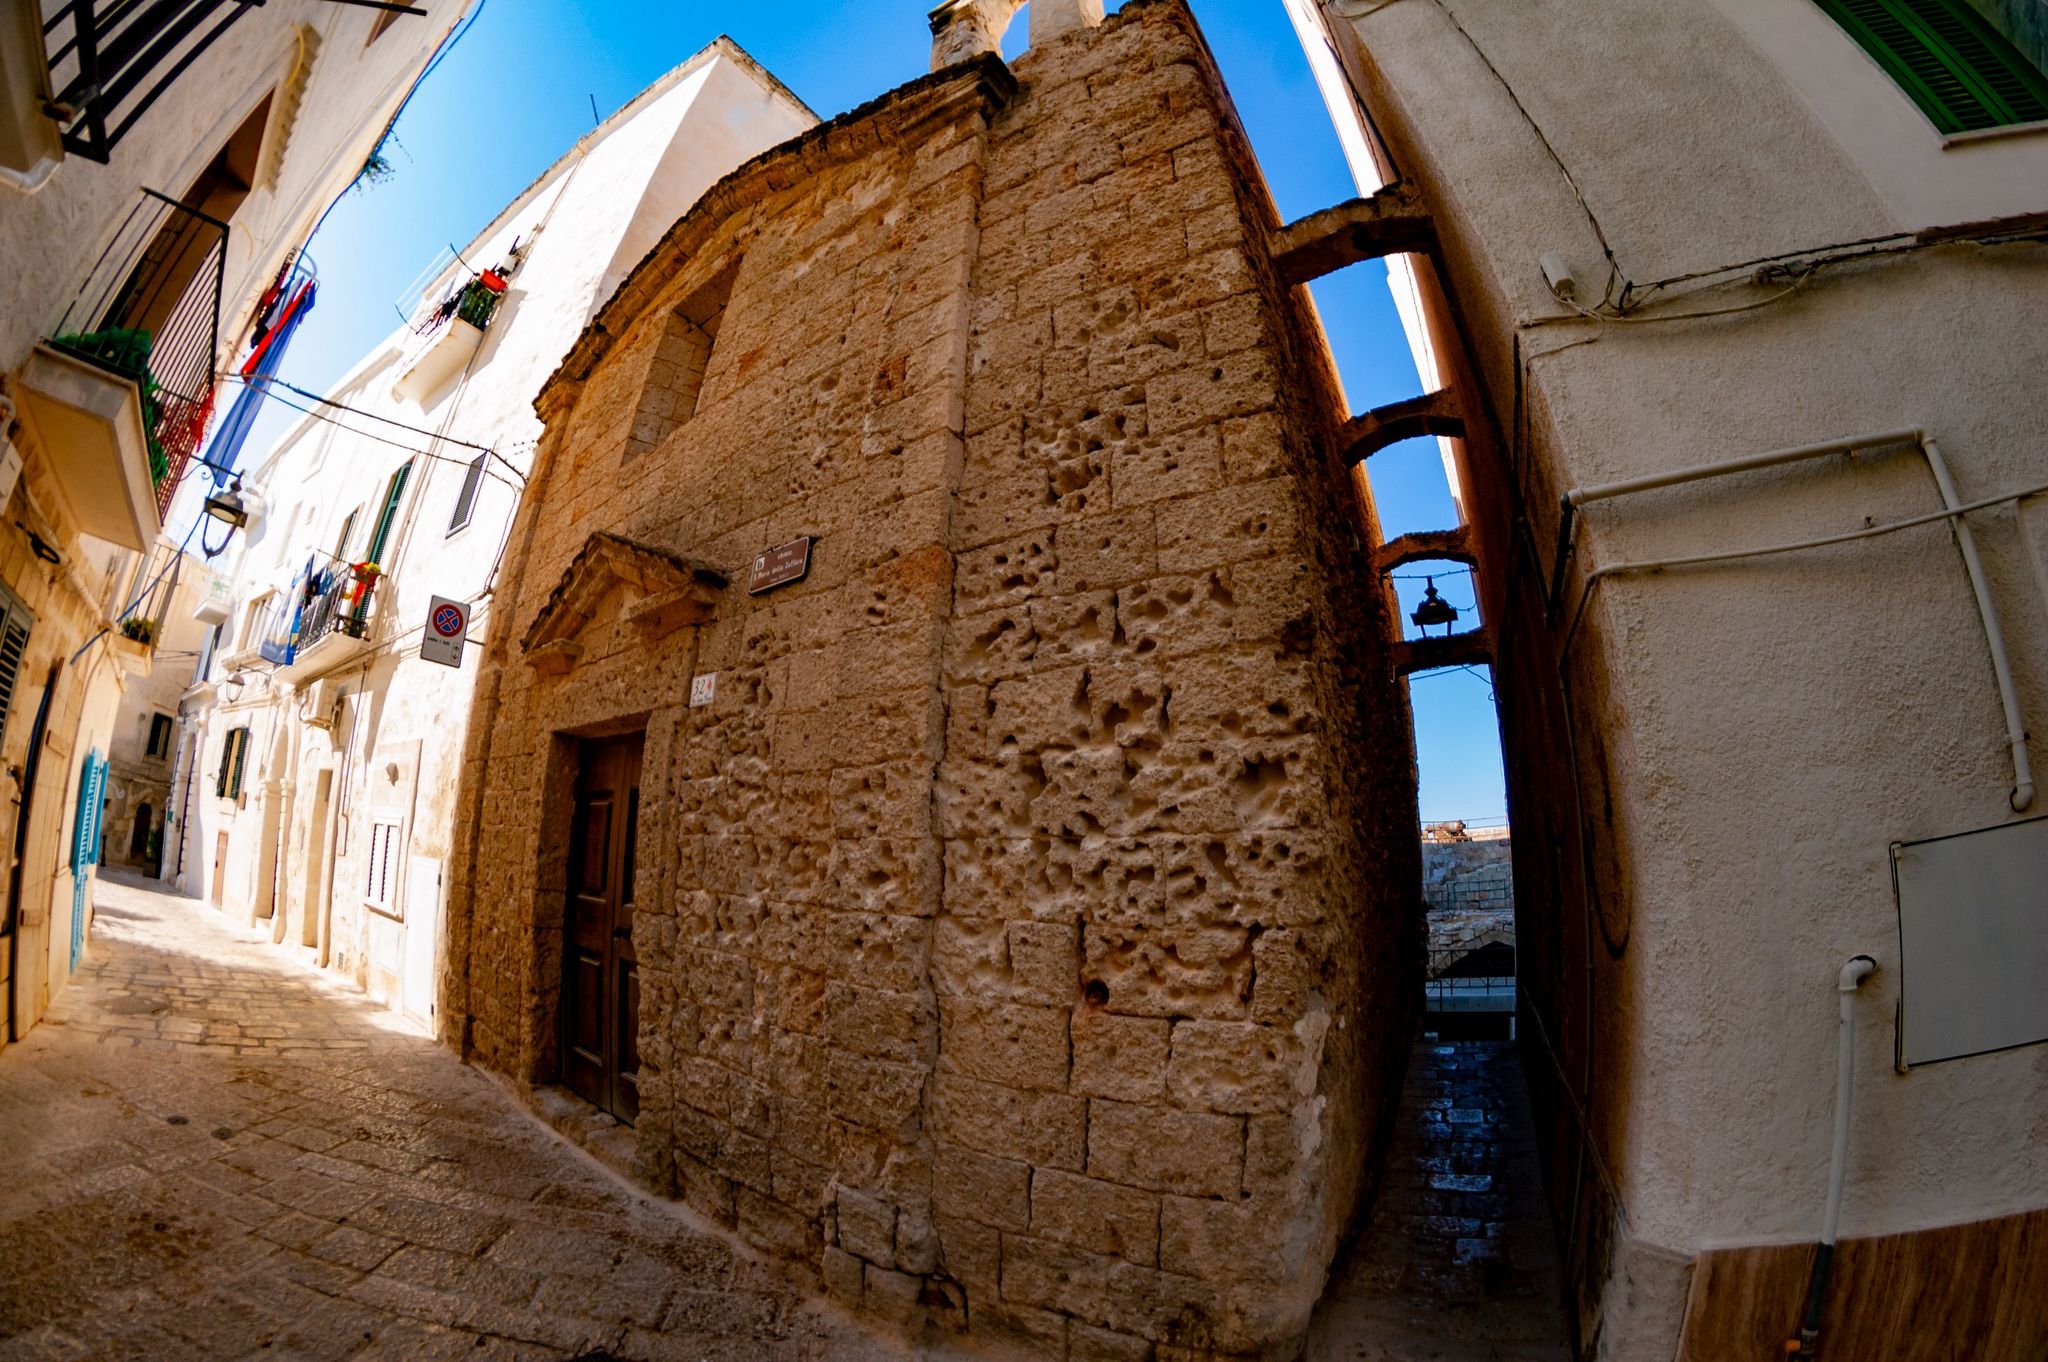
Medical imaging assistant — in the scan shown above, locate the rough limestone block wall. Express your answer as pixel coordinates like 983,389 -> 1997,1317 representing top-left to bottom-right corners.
446,5 -> 1417,1359
926,6 -> 1416,1356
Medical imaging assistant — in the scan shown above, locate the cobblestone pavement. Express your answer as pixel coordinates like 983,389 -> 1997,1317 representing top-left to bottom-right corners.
1306,1040 -> 1572,1362
0,870 -> 909,1362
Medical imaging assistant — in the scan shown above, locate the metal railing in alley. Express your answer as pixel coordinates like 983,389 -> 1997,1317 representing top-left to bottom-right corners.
51,188 -> 227,519
39,0 -> 264,163
257,556 -> 376,669
1425,940 -> 1516,1015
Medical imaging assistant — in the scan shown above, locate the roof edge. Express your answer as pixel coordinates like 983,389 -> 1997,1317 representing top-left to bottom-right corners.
537,52 -> 1019,414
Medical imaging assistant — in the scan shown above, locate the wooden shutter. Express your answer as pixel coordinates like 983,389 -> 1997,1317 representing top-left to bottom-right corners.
1816,0 -> 2048,132
218,727 -> 249,799
366,461 -> 413,565
0,590 -> 35,752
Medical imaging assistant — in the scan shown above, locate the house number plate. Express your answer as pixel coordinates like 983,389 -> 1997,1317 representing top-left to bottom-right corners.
748,536 -> 813,595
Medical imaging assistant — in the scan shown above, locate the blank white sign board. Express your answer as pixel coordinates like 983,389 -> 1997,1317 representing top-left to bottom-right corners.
1893,815 -> 2048,1067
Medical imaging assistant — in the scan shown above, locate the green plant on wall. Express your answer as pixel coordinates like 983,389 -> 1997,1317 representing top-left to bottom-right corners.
357,133 -> 403,191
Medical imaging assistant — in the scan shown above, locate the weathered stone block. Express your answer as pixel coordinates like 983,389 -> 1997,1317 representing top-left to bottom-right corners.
864,1263 -> 923,1327
824,1049 -> 925,1136
939,996 -> 1070,1089
1057,509 -> 1158,591
825,982 -> 934,1064
1154,477 -> 1301,573
936,1213 -> 1002,1293
1166,1020 -> 1312,1115
835,1184 -> 897,1262
1112,427 -> 1224,509
1158,1195 -> 1282,1284
1083,923 -> 1254,1020
933,1142 -> 1033,1231
1087,1099 -> 1243,1197
1031,1167 -> 1161,1265
1071,1321 -> 1157,1362
931,1072 -> 1086,1170
1007,920 -> 1079,1003
822,1245 -> 865,1304
1072,1010 -> 1170,1101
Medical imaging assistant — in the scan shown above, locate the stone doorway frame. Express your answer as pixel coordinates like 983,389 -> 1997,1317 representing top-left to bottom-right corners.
528,711 -> 655,1099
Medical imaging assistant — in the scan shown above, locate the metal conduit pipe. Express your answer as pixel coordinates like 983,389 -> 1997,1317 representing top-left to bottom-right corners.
1550,429 -> 2038,811
1921,439 -> 2035,812
1791,954 -> 1877,1360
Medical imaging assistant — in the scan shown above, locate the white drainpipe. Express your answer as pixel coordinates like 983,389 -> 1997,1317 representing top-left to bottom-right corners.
1793,954 -> 1877,1360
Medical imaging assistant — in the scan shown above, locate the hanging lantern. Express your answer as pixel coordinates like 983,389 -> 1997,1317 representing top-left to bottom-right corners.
1410,577 -> 1460,634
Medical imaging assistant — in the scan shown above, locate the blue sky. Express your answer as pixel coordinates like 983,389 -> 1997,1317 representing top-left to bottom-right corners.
258,0 -> 1505,823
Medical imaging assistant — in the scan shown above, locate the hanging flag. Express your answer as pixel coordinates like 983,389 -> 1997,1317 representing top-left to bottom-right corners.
200,268 -> 318,484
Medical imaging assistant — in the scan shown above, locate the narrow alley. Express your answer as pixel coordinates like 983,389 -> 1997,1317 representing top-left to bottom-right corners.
0,871 -> 904,1362
1307,1043 -> 1571,1362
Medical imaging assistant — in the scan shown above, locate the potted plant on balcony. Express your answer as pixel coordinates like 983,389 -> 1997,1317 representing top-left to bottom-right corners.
108,614 -> 156,675
341,561 -> 381,639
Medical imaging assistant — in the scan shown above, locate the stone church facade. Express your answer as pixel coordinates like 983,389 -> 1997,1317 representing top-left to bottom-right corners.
444,2 -> 1419,1355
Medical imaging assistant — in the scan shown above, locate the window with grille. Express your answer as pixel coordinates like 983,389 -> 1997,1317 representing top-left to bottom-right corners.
365,817 -> 403,910
1814,0 -> 2048,133
216,726 -> 250,799
146,713 -> 173,759
447,453 -> 486,535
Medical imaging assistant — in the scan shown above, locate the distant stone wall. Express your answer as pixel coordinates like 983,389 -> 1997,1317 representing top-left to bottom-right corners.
447,3 -> 1417,1357
1423,835 -> 1513,918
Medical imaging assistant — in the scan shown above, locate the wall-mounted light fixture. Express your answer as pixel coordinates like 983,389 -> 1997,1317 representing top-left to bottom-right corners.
200,479 -> 249,559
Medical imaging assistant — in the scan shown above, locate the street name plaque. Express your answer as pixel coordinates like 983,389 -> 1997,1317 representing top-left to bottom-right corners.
748,536 -> 813,595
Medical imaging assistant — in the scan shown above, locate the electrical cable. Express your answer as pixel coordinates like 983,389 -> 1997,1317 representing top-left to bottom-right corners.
1530,271 -> 1814,330
219,374 -> 504,461
1428,0 -> 1624,301
212,380 -> 523,491
68,515 -> 205,666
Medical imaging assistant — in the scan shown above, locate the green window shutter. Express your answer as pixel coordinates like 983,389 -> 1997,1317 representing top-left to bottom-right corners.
217,727 -> 249,799
228,727 -> 249,799
1816,0 -> 2048,132
365,461 -> 414,565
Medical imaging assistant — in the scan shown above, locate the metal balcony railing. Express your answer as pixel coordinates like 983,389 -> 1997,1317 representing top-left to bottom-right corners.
51,187 -> 227,519
258,556 -> 374,668
39,0 -> 265,163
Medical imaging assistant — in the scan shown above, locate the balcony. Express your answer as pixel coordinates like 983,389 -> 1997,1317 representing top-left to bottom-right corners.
392,269 -> 506,406
14,189 -> 224,551
38,0 -> 265,164
259,557 -> 377,684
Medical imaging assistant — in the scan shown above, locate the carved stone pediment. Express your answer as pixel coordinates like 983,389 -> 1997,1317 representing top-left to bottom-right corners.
521,532 -> 726,673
